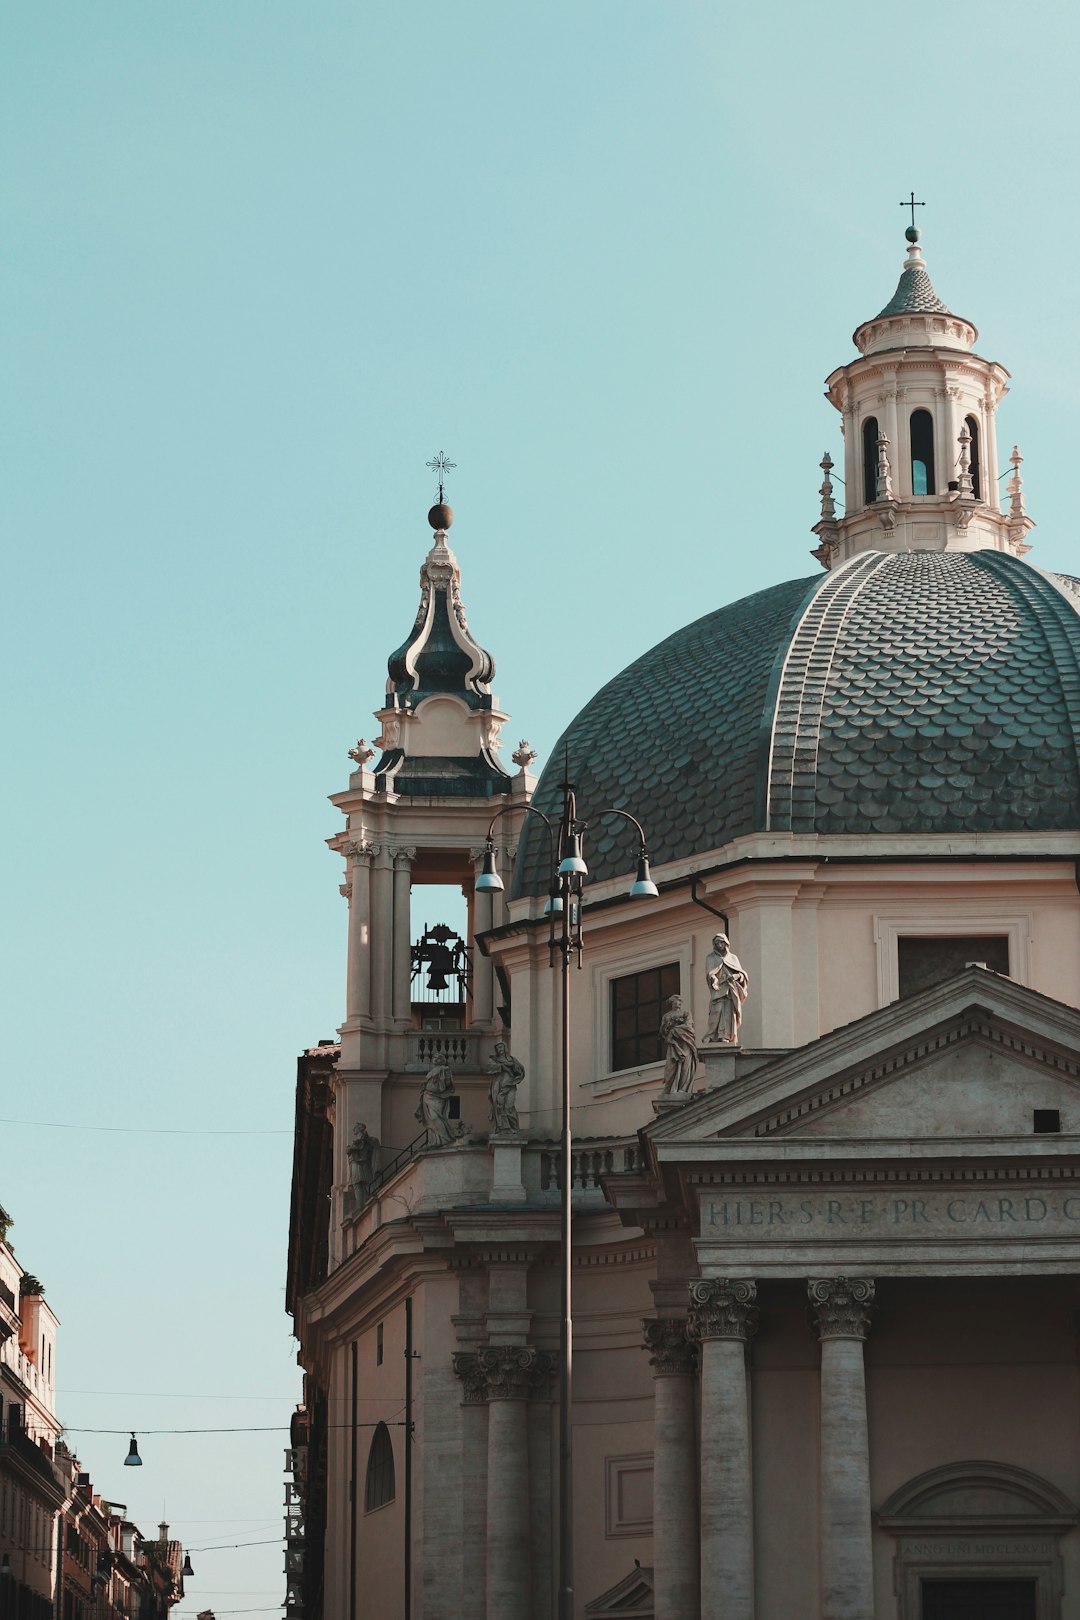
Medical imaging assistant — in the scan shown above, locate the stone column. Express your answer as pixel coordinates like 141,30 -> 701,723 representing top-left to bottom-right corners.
344,841 -> 373,1024
469,849 -> 496,1027
478,1345 -> 544,1620
808,1277 -> 876,1620
370,846 -> 394,1025
452,1353 -> 488,1620
392,847 -> 415,1024
688,1279 -> 757,1620
643,1319 -> 699,1620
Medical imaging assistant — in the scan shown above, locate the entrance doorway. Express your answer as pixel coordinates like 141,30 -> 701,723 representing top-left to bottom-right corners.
921,1579 -> 1037,1620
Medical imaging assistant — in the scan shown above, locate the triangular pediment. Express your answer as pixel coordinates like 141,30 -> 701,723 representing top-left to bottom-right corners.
584,1565 -> 654,1617
647,969 -> 1080,1152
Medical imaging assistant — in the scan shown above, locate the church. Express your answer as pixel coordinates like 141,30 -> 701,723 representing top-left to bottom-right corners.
286,226 -> 1080,1620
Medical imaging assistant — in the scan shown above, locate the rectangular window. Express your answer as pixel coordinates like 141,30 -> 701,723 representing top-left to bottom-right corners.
376,1323 -> 384,1367
610,963 -> 680,1072
897,935 -> 1009,1000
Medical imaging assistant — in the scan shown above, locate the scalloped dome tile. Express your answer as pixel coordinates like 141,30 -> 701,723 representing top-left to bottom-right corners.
514,551 -> 1080,892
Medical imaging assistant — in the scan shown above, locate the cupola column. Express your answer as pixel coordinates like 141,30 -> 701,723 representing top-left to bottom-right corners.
343,841 -> 373,1024
469,849 -> 497,1027
688,1279 -> 757,1620
392,848 -> 416,1024
643,1318 -> 699,1620
370,846 -> 395,1026
809,1277 -> 876,1620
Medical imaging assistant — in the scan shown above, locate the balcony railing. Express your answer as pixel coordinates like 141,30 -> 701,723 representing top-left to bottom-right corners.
404,1030 -> 485,1072
539,1136 -> 644,1192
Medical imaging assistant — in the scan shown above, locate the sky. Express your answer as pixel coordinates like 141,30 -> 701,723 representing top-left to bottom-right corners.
3,1 -> 1080,1611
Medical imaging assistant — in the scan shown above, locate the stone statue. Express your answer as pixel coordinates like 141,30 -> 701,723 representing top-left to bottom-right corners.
347,1122 -> 381,1205
659,994 -> 698,1094
485,1040 -> 526,1133
705,933 -> 749,1045
416,1063 -> 456,1147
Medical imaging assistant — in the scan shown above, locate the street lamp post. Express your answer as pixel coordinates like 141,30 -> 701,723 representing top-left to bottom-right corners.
477,777 -> 658,1620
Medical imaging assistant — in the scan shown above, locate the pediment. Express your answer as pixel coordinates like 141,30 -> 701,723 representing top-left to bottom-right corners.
647,969 -> 1080,1151
878,1461 -> 1076,1531
584,1565 -> 654,1617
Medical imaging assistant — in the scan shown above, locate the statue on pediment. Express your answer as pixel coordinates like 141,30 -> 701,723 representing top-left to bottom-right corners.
705,933 -> 749,1046
659,994 -> 698,1094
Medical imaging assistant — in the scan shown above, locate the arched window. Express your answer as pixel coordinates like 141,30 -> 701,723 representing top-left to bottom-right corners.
965,414 -> 981,499
910,409 -> 936,495
862,417 -> 879,505
364,1421 -> 395,1512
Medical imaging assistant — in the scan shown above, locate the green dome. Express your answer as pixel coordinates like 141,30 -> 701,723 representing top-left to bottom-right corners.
515,552 -> 1080,895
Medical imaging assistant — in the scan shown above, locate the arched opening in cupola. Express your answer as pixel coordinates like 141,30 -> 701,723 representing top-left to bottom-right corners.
965,414 -> 981,499
862,416 -> 879,505
910,410 -> 936,495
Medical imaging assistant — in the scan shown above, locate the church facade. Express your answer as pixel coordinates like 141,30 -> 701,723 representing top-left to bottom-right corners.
286,231 -> 1080,1620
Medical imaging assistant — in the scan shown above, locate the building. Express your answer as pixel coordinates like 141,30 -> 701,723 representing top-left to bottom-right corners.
0,1211 -> 185,1620
288,230 -> 1080,1620
0,1209 -> 64,1620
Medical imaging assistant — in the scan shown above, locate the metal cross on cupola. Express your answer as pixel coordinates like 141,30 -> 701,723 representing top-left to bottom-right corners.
899,191 -> 926,233
426,450 -> 457,503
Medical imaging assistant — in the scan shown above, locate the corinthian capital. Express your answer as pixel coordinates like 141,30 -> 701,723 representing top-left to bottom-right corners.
808,1277 -> 875,1341
451,1351 -> 487,1406
643,1317 -> 698,1376
393,846 -> 417,869
343,839 -> 374,862
687,1279 -> 758,1343
476,1344 -> 543,1401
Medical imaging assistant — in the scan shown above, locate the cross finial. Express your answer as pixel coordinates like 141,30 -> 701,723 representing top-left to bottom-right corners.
426,450 -> 457,504
900,191 -> 926,232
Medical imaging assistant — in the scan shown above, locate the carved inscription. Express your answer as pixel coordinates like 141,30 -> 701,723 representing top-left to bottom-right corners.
902,1538 -> 1052,1558
703,1191 -> 1080,1238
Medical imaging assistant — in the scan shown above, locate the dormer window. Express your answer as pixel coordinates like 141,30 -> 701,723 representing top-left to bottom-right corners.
862,417 -> 879,506
910,410 -> 936,495
965,415 -> 981,499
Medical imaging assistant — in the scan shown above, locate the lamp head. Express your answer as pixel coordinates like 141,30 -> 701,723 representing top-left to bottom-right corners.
475,844 -> 504,892
124,1433 -> 142,1467
182,1553 -> 194,1578
0,1553 -> 11,1578
557,833 -> 588,877
542,892 -> 563,916
629,854 -> 659,899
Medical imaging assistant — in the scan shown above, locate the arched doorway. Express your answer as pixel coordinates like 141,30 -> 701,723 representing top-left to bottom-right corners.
877,1461 -> 1076,1619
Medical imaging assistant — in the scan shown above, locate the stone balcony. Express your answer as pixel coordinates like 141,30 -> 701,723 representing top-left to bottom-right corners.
339,1133 -> 645,1263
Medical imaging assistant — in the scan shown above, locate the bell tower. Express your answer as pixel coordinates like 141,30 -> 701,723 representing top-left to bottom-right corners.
813,225 -> 1034,567
326,492 -> 533,1257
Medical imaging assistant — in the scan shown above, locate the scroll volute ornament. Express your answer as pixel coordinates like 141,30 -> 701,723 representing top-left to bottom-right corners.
476,1344 -> 543,1401
687,1278 -> 759,1343
643,1317 -> 698,1376
808,1277 -> 875,1340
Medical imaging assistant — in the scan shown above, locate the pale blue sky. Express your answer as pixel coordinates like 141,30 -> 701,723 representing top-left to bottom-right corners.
3,2 -> 1079,1610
